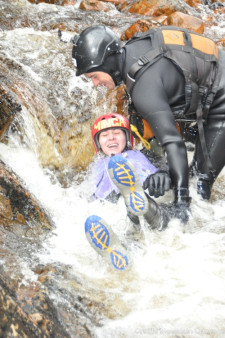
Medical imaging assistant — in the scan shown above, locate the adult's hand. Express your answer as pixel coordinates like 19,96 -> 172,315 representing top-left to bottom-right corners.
143,171 -> 171,198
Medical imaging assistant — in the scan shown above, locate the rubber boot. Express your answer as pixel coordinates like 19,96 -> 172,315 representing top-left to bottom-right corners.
127,210 -> 140,229
197,176 -> 213,200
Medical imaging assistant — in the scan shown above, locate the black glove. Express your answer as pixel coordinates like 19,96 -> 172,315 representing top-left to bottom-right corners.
172,188 -> 192,224
143,171 -> 171,198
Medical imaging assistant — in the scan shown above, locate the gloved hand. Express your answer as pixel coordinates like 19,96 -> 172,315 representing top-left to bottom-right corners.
143,171 -> 171,198
172,188 -> 192,224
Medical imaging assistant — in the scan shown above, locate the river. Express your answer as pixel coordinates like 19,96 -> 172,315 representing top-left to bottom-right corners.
0,0 -> 225,337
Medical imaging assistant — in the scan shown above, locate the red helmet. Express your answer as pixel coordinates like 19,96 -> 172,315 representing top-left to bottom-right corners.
91,113 -> 134,152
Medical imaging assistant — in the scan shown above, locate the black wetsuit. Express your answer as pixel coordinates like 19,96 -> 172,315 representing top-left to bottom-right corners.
117,38 -> 225,202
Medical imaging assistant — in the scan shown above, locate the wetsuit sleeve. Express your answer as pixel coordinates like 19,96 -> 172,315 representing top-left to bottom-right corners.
131,59 -> 189,193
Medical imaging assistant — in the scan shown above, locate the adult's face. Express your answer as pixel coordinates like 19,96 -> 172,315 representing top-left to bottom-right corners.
85,71 -> 115,89
98,128 -> 126,156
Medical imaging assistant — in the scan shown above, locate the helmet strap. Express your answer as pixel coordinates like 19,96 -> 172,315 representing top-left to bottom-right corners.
111,70 -> 123,86
98,53 -> 122,86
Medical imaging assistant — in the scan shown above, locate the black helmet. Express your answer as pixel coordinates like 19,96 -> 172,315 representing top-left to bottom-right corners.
72,25 -> 122,76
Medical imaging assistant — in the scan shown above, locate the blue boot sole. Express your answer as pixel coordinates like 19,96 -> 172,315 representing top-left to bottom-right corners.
108,155 -> 148,216
85,215 -> 129,271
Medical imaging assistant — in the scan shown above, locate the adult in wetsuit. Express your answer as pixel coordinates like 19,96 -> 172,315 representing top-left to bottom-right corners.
72,25 -> 225,223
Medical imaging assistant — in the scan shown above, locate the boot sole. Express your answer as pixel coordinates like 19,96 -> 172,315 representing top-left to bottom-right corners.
85,215 -> 129,271
108,155 -> 148,216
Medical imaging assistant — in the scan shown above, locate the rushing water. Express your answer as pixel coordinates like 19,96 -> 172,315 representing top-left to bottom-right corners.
1,0 -> 225,337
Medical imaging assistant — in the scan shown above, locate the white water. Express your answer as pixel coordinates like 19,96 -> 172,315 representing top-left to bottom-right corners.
1,0 -> 225,336
1,106 -> 225,337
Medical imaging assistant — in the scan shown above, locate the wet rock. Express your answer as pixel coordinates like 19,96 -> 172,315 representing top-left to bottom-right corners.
217,38 -> 225,47
27,0 -> 64,4
214,6 -> 225,12
79,0 -> 114,11
151,14 -> 168,24
27,0 -> 80,4
0,85 -> 21,141
0,274 -> 70,337
128,0 -> 181,17
120,13 -> 204,42
0,87 -> 52,236
162,11 -> 205,33
114,85 -> 129,115
0,34 -> 95,173
121,19 -> 159,40
120,0 -> 200,17
184,0 -> 201,8
0,159 -> 53,236
211,0 -> 225,7
102,0 -> 126,6
0,225 -> 104,338
62,0 -> 77,5
0,259 -> 95,337
100,85 -> 128,115
120,11 -> 204,41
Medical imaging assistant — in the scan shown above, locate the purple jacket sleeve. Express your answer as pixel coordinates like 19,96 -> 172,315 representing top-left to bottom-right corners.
90,150 -> 158,200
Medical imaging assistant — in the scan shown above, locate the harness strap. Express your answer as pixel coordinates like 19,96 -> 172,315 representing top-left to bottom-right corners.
204,56 -> 222,118
196,102 -> 215,178
196,59 -> 222,178
126,48 -> 163,93
130,124 -> 151,150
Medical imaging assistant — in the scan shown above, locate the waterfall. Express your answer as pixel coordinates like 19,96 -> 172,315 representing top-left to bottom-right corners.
0,0 -> 225,336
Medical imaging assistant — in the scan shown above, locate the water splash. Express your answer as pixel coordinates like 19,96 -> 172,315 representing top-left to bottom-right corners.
1,0 -> 225,336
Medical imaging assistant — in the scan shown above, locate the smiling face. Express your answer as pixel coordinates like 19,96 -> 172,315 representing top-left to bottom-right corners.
85,71 -> 116,89
98,128 -> 127,156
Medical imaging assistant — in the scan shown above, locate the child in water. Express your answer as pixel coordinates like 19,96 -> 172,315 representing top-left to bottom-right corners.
85,113 -> 171,271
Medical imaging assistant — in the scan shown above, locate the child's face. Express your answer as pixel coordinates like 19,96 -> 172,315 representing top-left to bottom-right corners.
99,128 -> 126,156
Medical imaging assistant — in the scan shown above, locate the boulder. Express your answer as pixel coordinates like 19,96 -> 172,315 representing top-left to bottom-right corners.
79,0 -> 113,11
0,159 -> 53,236
128,0 -> 180,16
162,11 -> 205,33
